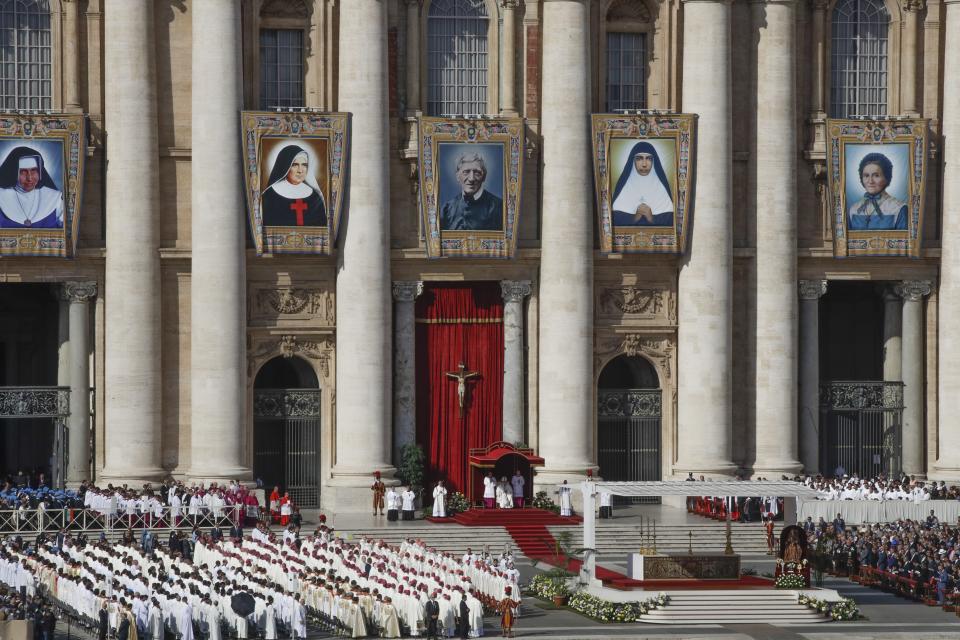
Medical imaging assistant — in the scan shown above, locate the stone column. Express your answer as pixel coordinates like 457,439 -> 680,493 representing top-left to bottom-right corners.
901,0 -> 923,116
62,282 -> 96,486
331,0 -> 395,508
500,0 -> 519,115
883,288 -> 902,382
62,0 -> 82,112
752,0 -> 802,477
936,0 -> 960,479
798,280 -> 826,474
808,0 -> 827,119
393,281 -> 423,465
675,0 -> 736,476
897,280 -> 932,477
402,0 -> 421,158
501,280 -> 531,445
190,0 -> 248,483
537,0 -> 594,484
100,0 -> 164,484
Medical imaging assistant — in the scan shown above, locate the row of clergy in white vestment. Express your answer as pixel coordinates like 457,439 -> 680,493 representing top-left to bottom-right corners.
83,487 -> 238,519
809,479 -> 935,502
0,527 -> 518,638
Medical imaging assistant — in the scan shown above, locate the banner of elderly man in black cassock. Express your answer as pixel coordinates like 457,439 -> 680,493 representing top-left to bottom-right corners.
417,116 -> 524,259
591,113 -> 697,254
825,118 -> 929,259
0,114 -> 86,257
241,112 -> 349,255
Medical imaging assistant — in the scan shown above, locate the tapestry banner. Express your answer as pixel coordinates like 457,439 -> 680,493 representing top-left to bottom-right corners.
417,117 -> 524,259
241,111 -> 350,255
0,114 -> 86,257
826,118 -> 929,258
591,113 -> 697,254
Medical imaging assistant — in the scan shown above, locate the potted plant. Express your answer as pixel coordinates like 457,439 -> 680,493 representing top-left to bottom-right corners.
544,566 -> 574,606
397,443 -> 426,505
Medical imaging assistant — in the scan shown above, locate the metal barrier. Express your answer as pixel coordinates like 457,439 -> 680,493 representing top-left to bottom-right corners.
0,505 -> 248,535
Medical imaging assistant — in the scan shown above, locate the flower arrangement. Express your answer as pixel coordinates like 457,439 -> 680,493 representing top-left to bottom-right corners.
775,573 -> 807,589
797,595 -> 859,620
526,576 -> 669,623
447,491 -> 470,515
532,490 -> 560,514
528,573 -> 571,599
565,591 -> 668,623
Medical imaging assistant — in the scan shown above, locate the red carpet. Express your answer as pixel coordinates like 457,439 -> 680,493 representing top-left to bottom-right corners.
427,508 -> 776,591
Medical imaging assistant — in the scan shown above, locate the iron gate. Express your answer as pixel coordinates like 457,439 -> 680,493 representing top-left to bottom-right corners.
820,381 -> 903,478
0,386 -> 70,488
253,388 -> 321,508
598,389 -> 662,504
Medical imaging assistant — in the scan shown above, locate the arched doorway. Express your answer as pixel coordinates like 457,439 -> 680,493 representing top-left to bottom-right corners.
253,356 -> 321,507
597,354 -> 662,503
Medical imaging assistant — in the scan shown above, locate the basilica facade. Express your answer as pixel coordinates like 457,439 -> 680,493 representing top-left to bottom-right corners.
0,0 -> 958,511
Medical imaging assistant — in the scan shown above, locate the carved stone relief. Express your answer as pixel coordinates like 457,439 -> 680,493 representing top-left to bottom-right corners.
247,334 -> 334,378
596,333 -> 675,381
251,287 -> 335,326
597,284 -> 675,327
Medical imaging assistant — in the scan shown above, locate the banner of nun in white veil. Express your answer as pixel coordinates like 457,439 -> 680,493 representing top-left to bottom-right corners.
0,114 -> 85,257
417,116 -> 524,258
590,114 -> 697,254
241,112 -> 350,255
826,118 -> 929,258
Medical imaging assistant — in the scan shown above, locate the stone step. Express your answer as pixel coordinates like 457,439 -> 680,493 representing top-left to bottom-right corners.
638,593 -> 830,625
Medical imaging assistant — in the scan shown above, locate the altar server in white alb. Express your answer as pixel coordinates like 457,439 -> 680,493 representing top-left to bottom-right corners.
0,146 -> 64,229
401,487 -> 417,521
483,472 -> 497,510
557,480 -> 573,517
432,480 -> 448,518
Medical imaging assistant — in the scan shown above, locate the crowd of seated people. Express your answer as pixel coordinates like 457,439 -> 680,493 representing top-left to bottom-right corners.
806,514 -> 960,607
1,479 -> 277,533
0,514 -> 515,639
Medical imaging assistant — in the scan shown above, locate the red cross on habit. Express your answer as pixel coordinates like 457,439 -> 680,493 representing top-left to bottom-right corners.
290,198 -> 308,226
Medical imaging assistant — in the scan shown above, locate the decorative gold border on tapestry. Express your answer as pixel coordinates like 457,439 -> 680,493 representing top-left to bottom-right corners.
240,111 -> 350,256
417,116 -> 524,259
0,114 -> 86,258
590,113 -> 697,254
826,118 -> 928,258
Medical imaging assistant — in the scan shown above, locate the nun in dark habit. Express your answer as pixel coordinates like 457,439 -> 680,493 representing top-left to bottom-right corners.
261,144 -> 327,227
610,141 -> 674,227
0,145 -> 64,228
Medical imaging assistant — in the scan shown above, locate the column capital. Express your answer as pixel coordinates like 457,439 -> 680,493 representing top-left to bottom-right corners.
903,0 -> 926,11
499,0 -> 521,7
810,0 -> 829,9
392,281 -> 424,302
501,280 -> 532,303
895,280 -> 934,301
403,0 -> 421,7
61,281 -> 97,303
798,279 -> 827,300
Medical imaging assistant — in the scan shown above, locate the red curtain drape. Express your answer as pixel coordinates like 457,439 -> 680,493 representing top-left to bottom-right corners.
415,283 -> 504,495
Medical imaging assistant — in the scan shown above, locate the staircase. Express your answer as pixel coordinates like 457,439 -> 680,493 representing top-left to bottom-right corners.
640,591 -> 829,624
553,521 -> 776,556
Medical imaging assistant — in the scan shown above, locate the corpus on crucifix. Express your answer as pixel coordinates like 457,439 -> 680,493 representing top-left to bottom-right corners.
445,362 -> 479,416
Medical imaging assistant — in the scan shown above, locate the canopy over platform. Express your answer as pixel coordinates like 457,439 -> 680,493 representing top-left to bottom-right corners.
467,441 -> 545,468
466,441 -> 544,504
576,480 -> 816,586
589,480 -> 820,499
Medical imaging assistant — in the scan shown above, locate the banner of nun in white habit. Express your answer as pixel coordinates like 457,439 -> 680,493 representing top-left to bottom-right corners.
591,114 -> 697,254
241,112 -> 350,255
826,118 -> 929,258
0,114 -> 86,257
417,116 -> 524,259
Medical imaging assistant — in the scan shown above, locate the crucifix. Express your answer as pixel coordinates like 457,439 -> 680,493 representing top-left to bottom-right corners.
445,362 -> 479,417
289,198 -> 308,226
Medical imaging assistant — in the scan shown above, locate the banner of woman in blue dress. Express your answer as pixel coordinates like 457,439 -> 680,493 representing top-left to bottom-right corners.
0,114 -> 85,257
241,112 -> 349,255
417,117 -> 524,259
591,114 -> 697,254
826,119 -> 928,258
